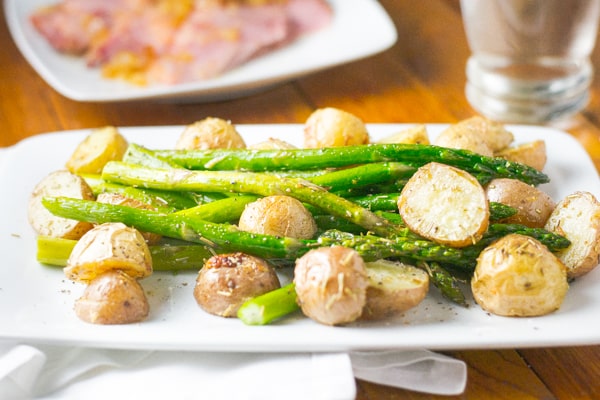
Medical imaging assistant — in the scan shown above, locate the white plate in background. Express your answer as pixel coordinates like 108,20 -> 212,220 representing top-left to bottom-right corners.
4,0 -> 397,102
0,124 -> 599,352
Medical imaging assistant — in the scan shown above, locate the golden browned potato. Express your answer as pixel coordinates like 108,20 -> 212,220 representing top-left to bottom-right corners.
303,107 -> 370,148
28,170 -> 95,239
434,116 -> 514,157
294,246 -> 368,326
376,124 -> 430,144
485,178 -> 556,228
193,253 -> 281,317
544,191 -> 600,278
238,195 -> 317,239
65,222 -> 153,283
65,126 -> 129,175
74,270 -> 149,324
248,138 -> 297,149
398,162 -> 489,247
495,140 -> 547,171
361,260 -> 429,321
471,234 -> 568,317
96,192 -> 162,244
175,117 -> 246,150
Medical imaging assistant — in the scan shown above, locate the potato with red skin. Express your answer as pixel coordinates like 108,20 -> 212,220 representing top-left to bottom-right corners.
74,270 -> 149,325
485,178 -> 555,228
294,246 -> 368,326
194,253 -> 281,317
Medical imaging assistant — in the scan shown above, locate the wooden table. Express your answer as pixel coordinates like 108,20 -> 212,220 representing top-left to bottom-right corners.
2,1 -> 600,398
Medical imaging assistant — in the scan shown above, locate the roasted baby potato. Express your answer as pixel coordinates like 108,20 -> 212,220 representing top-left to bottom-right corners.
495,140 -> 547,171
74,270 -> 149,324
471,234 -> 568,317
238,195 -> 317,239
485,178 -> 555,228
398,162 -> 489,247
28,170 -> 95,239
544,191 -> 600,277
361,260 -> 429,321
294,246 -> 368,326
194,252 -> 281,317
65,126 -> 129,175
303,107 -> 370,148
376,124 -> 430,144
64,222 -> 153,283
175,117 -> 246,150
434,116 -> 514,157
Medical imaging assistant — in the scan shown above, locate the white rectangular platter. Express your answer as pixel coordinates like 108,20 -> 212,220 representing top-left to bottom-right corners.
0,123 -> 599,352
4,0 -> 397,102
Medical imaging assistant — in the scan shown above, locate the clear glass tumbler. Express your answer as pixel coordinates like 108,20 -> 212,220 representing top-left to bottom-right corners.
460,0 -> 600,124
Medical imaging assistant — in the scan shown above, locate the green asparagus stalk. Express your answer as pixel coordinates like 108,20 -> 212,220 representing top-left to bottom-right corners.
101,162 -> 402,237
237,283 -> 300,325
41,198 -> 570,273
150,143 -> 549,185
308,162 -> 417,192
37,236 -> 213,271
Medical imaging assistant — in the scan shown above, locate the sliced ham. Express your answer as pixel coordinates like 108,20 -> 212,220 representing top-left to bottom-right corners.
29,0 -> 333,85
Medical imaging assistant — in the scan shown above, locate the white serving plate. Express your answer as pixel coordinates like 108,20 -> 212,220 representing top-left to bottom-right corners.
1,123 -> 599,352
4,0 -> 397,103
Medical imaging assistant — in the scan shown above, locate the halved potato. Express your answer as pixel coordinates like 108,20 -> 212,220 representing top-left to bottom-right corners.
64,222 -> 153,283
65,126 -> 129,175
398,162 -> 489,247
74,270 -> 149,325
544,191 -> 600,277
495,140 -> 547,171
471,233 -> 568,317
248,138 -> 297,150
361,260 -> 429,321
28,170 -> 95,239
485,178 -> 555,228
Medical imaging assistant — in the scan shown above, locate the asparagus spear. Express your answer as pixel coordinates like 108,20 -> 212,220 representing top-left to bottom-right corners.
237,283 -> 300,325
42,198 -> 569,272
150,143 -> 549,185
101,162 -> 403,237
37,235 -> 213,271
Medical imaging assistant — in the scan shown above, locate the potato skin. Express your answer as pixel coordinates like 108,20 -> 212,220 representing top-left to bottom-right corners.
65,222 -> 153,283
74,270 -> 149,324
294,246 -> 368,326
65,126 -> 129,175
435,116 -> 514,156
28,170 -> 95,239
175,117 -> 246,150
361,260 -> 429,321
238,195 -> 317,239
495,140 -> 547,171
471,234 -> 568,317
303,107 -> 370,148
485,178 -> 555,228
194,253 -> 281,317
